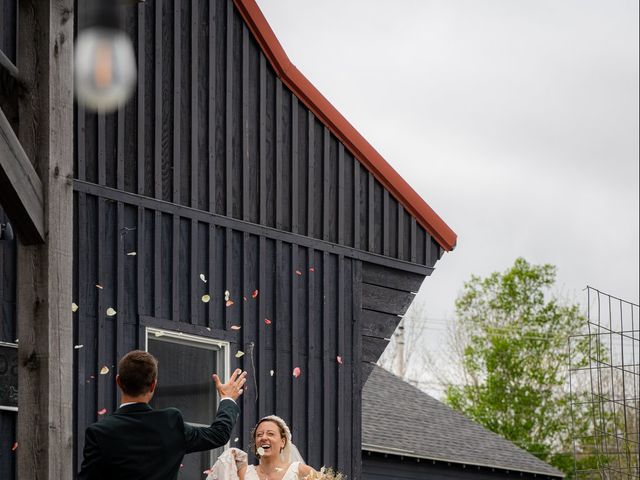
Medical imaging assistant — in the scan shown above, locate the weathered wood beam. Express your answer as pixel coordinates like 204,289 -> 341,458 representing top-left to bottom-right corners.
16,0 -> 74,479
0,106 -> 44,244
0,48 -> 19,77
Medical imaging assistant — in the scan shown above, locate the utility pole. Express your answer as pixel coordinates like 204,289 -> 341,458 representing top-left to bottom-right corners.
394,319 -> 406,378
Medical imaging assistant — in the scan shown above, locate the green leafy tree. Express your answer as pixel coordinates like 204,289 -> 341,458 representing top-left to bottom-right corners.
445,258 -> 598,476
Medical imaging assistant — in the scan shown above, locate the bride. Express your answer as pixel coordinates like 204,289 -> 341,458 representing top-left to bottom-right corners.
207,415 -> 318,480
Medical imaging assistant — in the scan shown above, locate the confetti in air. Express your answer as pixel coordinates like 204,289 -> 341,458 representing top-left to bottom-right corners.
201,294 -> 211,303
11,442 -> 18,452
293,367 -> 301,378
264,318 -> 272,325
224,290 -> 230,301
230,325 -> 241,331
226,300 -> 234,307
97,408 -> 107,415
270,370 -> 275,376
200,273 -> 207,283
252,290 -> 259,298
100,366 -> 110,375
106,308 -> 117,317
72,302 -> 79,312
126,252 -> 137,256
234,438 -> 239,443
336,356 -> 343,365
295,270 -> 302,276
95,284 -> 103,290
74,344 -> 84,349
235,351 -> 245,358
309,267 -> 315,272
257,447 -> 265,456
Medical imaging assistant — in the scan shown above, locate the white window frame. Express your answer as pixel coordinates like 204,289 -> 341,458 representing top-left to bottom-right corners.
144,327 -> 232,458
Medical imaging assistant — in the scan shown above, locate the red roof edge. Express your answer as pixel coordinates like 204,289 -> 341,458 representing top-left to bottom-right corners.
234,0 -> 458,251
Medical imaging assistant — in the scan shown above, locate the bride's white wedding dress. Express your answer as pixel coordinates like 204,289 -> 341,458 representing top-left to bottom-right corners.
206,449 -> 304,480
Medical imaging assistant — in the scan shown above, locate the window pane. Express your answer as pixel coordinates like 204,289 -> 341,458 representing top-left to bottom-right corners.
148,337 -> 219,425
147,335 -> 225,478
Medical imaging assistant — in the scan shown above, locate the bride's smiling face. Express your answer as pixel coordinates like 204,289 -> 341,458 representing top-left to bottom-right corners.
255,421 -> 286,458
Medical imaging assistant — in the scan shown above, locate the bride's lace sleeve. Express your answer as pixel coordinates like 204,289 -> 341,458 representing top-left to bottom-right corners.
206,448 -> 248,480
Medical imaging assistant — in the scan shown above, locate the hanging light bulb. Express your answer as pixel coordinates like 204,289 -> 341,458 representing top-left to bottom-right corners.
74,0 -> 137,112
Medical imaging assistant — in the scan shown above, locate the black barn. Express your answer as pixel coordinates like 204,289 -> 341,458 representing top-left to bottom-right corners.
0,0 -> 457,478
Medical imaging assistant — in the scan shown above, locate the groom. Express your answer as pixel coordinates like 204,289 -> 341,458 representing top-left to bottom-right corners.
78,350 -> 246,480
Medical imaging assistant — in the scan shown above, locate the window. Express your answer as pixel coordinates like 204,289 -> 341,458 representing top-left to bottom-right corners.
146,328 -> 230,478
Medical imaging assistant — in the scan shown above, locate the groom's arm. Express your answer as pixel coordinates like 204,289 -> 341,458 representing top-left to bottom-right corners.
183,398 -> 240,453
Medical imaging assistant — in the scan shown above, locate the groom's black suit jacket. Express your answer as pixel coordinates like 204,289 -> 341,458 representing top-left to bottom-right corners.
78,399 -> 239,480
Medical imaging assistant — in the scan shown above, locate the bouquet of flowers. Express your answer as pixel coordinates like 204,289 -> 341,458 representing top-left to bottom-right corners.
306,467 -> 346,480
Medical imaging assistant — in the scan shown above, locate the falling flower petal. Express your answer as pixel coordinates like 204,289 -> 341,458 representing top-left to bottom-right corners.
257,447 -> 265,456
199,273 -> 207,283
201,294 -> 211,303
224,290 -> 230,301
97,408 -> 107,415
11,442 -> 18,451
74,344 -> 84,349
264,318 -> 272,325
206,327 -> 211,331
234,438 -> 239,443
292,367 -> 301,378
72,302 -> 79,312
180,464 -> 184,468
235,351 -> 244,358
270,370 -> 275,376
336,356 -> 343,365
106,308 -> 117,317
295,270 -> 302,276
226,300 -> 234,307
126,251 -> 137,256
230,325 -> 241,331
309,267 -> 315,272
100,366 -> 110,375
243,296 -> 247,302
95,284 -> 103,290
252,290 -> 259,298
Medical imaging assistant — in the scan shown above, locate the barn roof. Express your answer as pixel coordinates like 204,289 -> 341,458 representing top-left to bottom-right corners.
362,366 -> 564,478
233,0 -> 457,252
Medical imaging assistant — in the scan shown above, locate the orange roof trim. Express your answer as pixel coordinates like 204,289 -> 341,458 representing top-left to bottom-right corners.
234,0 -> 457,251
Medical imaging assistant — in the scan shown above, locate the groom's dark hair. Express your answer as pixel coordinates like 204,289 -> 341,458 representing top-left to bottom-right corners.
118,350 -> 158,396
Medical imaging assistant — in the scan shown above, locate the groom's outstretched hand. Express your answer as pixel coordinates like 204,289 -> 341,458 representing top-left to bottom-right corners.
213,369 -> 247,401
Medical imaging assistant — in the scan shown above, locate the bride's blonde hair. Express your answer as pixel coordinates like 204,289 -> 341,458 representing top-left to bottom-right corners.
251,416 -> 289,458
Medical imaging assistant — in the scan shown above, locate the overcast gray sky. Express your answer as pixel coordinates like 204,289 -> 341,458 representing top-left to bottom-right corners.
255,0 -> 639,387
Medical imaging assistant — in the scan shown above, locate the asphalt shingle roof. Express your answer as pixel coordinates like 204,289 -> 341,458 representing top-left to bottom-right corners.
362,366 -> 564,478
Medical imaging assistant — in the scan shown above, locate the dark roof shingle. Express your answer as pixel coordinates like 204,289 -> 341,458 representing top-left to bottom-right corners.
362,366 -> 563,478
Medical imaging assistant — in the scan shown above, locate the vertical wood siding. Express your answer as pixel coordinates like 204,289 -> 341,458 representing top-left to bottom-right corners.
72,199 -> 359,475
74,0 -> 442,269
0,206 -> 16,480
70,0 -> 442,478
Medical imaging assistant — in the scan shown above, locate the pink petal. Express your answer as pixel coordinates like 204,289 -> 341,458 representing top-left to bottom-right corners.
11,442 -> 18,451
309,267 -> 315,272
97,408 -> 107,415
295,270 -> 302,276
226,300 -> 234,307
292,367 -> 301,378
264,318 -> 272,325
337,356 -> 343,365
230,325 -> 241,330
252,289 -> 259,298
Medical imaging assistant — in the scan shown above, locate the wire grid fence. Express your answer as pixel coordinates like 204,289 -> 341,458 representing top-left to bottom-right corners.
569,287 -> 639,479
